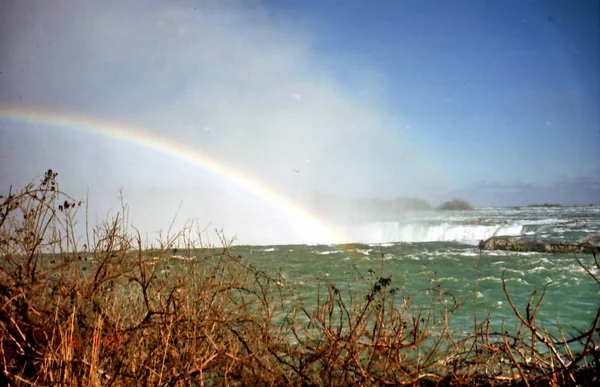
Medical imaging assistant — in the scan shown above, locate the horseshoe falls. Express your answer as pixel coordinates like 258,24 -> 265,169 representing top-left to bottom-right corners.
228,205 -> 600,333
345,206 -> 600,244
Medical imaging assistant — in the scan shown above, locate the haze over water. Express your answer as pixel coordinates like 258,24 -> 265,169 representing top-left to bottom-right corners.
1,1 -> 599,245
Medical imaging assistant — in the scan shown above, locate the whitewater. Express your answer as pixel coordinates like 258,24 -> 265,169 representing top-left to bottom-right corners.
345,206 -> 600,244
222,206 -> 600,333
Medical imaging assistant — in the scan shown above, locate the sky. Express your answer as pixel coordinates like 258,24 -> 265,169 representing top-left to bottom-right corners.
0,0 -> 599,244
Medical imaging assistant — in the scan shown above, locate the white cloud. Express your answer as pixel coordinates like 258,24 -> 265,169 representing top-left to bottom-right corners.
0,0 -> 442,244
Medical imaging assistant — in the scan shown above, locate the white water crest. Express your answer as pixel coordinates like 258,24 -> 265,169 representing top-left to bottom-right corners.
352,222 -> 523,244
343,206 -> 600,245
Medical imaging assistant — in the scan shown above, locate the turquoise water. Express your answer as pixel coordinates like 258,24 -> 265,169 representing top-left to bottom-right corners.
230,243 -> 598,334
222,206 -> 600,335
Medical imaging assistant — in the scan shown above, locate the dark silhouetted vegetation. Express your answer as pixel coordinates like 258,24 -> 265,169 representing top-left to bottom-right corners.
438,198 -> 473,211
527,203 -> 563,208
312,193 -> 433,222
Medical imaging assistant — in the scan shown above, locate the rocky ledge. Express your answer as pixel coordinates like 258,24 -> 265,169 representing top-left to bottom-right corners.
480,235 -> 599,254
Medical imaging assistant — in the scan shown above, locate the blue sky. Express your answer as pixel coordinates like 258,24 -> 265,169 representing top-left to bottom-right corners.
0,0 -> 599,243
268,0 -> 600,204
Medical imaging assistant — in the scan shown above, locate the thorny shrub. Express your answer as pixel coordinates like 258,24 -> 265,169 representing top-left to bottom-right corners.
0,171 -> 598,386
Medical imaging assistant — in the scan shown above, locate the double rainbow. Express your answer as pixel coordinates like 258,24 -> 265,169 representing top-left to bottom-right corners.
0,105 -> 349,245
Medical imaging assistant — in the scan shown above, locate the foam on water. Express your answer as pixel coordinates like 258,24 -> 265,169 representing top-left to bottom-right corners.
352,222 -> 524,244
316,250 -> 340,255
345,206 -> 600,244
229,236 -> 597,335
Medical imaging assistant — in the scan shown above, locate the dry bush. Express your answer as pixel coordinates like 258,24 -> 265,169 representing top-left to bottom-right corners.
1,171 -> 598,386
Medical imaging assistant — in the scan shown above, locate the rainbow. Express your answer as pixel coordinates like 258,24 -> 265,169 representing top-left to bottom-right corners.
0,105 -> 349,245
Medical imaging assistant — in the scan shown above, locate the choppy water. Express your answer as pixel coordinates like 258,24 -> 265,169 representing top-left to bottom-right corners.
227,206 -> 600,334
345,205 -> 600,244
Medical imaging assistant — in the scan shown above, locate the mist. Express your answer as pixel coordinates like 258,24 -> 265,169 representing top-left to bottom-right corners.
0,0 -> 443,244
1,0 -> 448,244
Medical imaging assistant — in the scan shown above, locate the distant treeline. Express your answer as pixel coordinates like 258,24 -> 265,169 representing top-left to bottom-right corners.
438,198 -> 473,211
311,194 -> 432,222
526,203 -> 562,208
312,194 -> 474,222
352,197 -> 433,212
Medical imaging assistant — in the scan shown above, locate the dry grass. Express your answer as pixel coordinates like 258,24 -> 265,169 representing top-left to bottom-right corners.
1,170 -> 598,386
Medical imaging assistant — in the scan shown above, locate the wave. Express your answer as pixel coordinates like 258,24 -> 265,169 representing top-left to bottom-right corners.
338,206 -> 600,245
351,222 -> 523,244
